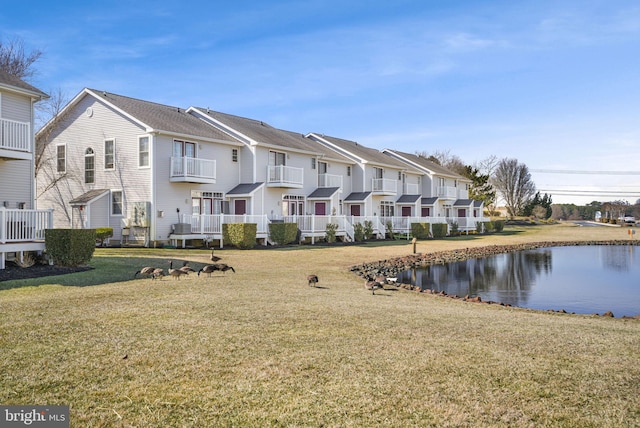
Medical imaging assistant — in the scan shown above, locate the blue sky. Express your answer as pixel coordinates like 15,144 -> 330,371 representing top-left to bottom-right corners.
4,0 -> 640,205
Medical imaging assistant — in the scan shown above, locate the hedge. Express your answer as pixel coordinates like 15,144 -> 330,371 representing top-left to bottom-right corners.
45,229 -> 97,266
269,222 -> 299,245
223,223 -> 257,249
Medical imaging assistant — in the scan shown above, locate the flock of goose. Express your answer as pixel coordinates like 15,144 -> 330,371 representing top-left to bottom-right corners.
133,249 -> 236,281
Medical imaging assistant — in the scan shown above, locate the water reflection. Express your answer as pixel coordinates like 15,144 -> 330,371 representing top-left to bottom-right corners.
397,245 -> 640,317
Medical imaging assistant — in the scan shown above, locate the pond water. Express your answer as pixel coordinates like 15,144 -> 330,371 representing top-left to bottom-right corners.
396,245 -> 640,317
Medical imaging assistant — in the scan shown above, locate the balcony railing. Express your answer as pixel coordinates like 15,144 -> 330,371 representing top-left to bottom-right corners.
267,165 -> 304,187
0,118 -> 31,153
318,173 -> 343,189
403,183 -> 419,194
372,178 -> 397,195
170,156 -> 216,183
0,208 -> 53,243
437,186 -> 458,199
181,214 -> 270,236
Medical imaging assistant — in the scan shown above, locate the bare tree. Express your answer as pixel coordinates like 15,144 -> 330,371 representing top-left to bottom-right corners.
415,149 -> 466,175
492,158 -> 536,218
0,36 -> 43,80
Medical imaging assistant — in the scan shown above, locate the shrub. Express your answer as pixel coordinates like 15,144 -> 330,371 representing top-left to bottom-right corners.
95,227 -> 113,246
268,222 -> 298,245
449,221 -> 459,236
431,223 -> 448,239
385,221 -> 395,239
45,229 -> 96,266
493,220 -> 505,232
476,222 -> 488,234
363,220 -> 374,239
410,223 -> 430,239
353,223 -> 365,242
325,223 -> 338,243
223,223 -> 257,249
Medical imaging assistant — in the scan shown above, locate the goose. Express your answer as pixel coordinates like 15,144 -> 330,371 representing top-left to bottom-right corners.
168,261 -> 188,279
364,280 -> 383,295
213,263 -> 235,273
151,267 -> 165,280
307,274 -> 319,287
134,266 -> 156,279
210,249 -> 222,262
197,265 -> 217,277
179,261 -> 196,274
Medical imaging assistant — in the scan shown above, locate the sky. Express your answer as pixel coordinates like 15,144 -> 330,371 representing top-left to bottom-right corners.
3,0 -> 640,206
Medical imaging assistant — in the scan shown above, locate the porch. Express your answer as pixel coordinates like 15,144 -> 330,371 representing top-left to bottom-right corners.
0,208 -> 54,269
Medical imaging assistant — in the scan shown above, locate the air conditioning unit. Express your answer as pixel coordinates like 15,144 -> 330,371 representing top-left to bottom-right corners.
173,223 -> 192,234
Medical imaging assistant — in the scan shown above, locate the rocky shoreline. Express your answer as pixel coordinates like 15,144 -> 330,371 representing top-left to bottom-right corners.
350,240 -> 640,319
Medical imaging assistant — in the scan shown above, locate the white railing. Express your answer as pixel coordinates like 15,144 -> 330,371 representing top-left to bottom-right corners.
403,183 -> 420,194
0,118 -> 31,152
0,208 -> 53,243
372,178 -> 397,194
381,215 -> 490,235
437,186 -> 458,199
181,214 -> 270,235
267,165 -> 304,186
170,157 -> 216,180
349,215 -> 386,238
318,173 -> 343,189
283,215 -> 349,234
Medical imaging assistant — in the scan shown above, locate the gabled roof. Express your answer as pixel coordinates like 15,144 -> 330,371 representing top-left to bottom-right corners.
38,89 -> 242,145
189,109 -> 353,163
0,69 -> 48,99
396,194 -> 421,203
344,192 -> 372,202
307,133 -> 417,171
421,197 -> 438,205
307,187 -> 340,199
69,189 -> 110,205
453,199 -> 474,207
382,148 -> 468,181
226,182 -> 264,196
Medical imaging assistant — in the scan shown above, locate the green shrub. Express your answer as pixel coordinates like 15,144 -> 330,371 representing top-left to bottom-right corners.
410,223 -> 430,239
325,223 -> 338,243
493,220 -> 505,232
45,229 -> 96,266
431,223 -> 448,239
353,223 -> 365,242
223,223 -> 257,249
95,227 -> 113,246
363,220 -> 374,239
385,221 -> 395,239
268,222 -> 298,245
449,221 -> 459,235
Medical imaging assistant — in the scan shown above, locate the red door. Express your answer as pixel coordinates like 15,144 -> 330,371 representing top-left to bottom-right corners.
457,208 -> 466,217
235,199 -> 246,215
350,205 -> 361,216
421,207 -> 430,217
402,206 -> 411,217
315,202 -> 326,215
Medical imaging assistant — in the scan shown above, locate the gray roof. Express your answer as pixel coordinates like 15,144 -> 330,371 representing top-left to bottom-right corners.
308,187 -> 340,199
194,109 -> 353,162
383,149 -> 467,180
474,200 -> 484,208
87,90 -> 239,142
226,182 -> 264,196
344,192 -> 372,202
421,197 -> 438,205
0,69 -> 48,99
396,194 -> 421,203
69,189 -> 110,205
310,134 -> 414,170
453,199 -> 474,207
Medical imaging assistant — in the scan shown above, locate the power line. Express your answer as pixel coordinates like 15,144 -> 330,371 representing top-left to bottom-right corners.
531,169 -> 640,175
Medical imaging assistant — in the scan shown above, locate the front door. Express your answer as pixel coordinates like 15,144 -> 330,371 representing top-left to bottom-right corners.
315,202 -> 326,215
350,205 -> 361,216
234,199 -> 247,215
402,206 -> 411,217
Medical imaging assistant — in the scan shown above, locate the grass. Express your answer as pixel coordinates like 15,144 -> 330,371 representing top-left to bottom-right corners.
1,222 -> 639,427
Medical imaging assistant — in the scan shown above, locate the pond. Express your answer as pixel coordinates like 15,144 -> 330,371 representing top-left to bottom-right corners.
396,245 -> 640,317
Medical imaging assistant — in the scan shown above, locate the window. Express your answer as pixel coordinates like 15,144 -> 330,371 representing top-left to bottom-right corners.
84,148 -> 95,184
318,161 -> 328,174
111,190 -> 123,215
56,145 -> 66,173
283,194 -> 305,216
173,140 -> 196,157
232,148 -> 238,162
380,200 -> 394,217
269,150 -> 286,166
139,136 -> 149,167
191,191 -> 224,214
347,166 -> 351,177
311,158 -> 316,169
105,139 -> 115,169
374,167 -> 383,179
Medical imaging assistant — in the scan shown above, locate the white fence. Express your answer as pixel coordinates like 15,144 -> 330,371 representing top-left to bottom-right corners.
0,118 -> 30,152
0,208 -> 53,243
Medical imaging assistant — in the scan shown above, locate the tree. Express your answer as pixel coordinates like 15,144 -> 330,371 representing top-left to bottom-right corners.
492,158 -> 536,218
522,192 -> 553,219
461,165 -> 496,209
0,37 -> 43,79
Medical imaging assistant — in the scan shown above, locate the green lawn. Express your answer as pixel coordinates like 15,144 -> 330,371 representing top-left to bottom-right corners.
1,223 -> 639,427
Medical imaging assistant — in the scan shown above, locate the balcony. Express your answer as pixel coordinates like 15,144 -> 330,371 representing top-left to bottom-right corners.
0,118 -> 31,160
170,156 -> 216,184
267,165 -> 304,188
403,183 -> 420,194
0,208 -> 54,269
318,173 -> 343,189
372,178 -> 397,195
437,186 -> 458,200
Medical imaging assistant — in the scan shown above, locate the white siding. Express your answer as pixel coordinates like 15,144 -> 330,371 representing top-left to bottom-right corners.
1,91 -> 31,123
0,159 -> 32,207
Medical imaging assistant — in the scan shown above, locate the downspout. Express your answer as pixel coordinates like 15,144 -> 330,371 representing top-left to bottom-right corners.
150,132 -> 156,247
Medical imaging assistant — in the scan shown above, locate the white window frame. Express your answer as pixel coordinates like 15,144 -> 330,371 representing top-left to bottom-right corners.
138,136 -> 150,168
104,139 -> 115,170
111,190 -> 123,216
84,148 -> 95,184
56,144 -> 66,173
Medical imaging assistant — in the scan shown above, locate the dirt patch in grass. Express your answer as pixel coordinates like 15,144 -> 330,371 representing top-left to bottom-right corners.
0,262 -> 92,282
